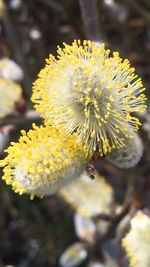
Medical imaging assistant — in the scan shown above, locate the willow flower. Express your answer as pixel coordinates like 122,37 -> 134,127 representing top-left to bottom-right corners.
0,78 -> 22,118
122,211 -> 150,267
106,132 -> 143,168
0,124 -> 87,199
32,40 -> 147,156
60,171 -> 113,217
0,59 -> 23,81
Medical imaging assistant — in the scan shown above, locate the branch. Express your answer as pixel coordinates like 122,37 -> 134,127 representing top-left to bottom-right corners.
0,113 -> 41,127
79,0 -> 104,42
94,173 -> 150,245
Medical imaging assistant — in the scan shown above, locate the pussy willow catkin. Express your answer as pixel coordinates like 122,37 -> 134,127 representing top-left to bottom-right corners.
32,40 -> 147,156
0,124 -> 87,199
0,78 -> 22,118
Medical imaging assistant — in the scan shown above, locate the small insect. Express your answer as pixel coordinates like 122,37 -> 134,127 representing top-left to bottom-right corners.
86,160 -> 95,179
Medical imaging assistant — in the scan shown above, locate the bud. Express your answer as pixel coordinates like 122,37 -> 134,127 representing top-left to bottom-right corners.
59,242 -> 88,267
0,59 -> 23,81
106,133 -> 143,168
74,213 -> 96,242
0,78 -> 22,118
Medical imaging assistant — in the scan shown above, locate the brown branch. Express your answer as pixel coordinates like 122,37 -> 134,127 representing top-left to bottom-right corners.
92,173 -> 150,245
92,213 -> 115,222
0,114 -> 41,127
79,0 -> 104,42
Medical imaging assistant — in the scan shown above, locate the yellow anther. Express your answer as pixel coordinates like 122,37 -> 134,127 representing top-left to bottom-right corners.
31,39 -> 147,157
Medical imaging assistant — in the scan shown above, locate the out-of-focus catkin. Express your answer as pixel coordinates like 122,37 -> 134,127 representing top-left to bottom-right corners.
122,211 -> 150,267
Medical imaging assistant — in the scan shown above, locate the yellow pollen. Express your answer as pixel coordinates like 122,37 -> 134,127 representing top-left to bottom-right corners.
0,124 -> 87,198
32,39 -> 147,156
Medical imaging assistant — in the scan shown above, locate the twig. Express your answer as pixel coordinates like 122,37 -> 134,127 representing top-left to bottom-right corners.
94,173 -> 150,245
0,114 -> 41,127
92,213 -> 114,222
79,0 -> 103,42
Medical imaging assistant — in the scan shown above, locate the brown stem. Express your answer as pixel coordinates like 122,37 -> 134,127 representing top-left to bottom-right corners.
93,173 -> 150,245
79,0 -> 103,42
0,114 -> 41,127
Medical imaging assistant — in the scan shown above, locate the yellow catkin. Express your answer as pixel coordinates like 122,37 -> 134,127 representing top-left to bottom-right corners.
32,40 -> 147,156
0,124 -> 87,199
60,171 -> 113,217
0,78 -> 22,118
122,211 -> 150,267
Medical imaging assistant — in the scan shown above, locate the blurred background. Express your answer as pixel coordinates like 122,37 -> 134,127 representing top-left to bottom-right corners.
0,0 -> 150,267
